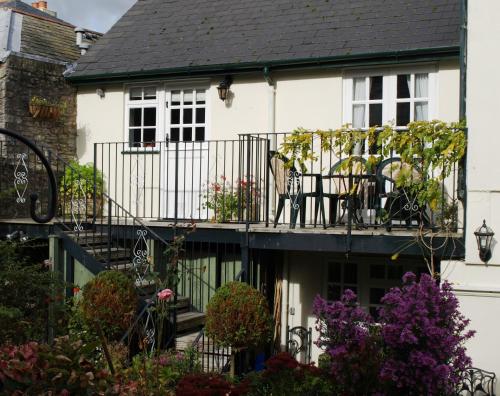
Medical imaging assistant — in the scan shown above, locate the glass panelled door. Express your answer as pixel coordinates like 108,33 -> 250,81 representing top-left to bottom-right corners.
162,88 -> 209,220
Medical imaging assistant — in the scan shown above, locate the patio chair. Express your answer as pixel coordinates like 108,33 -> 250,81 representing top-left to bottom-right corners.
320,157 -> 369,226
268,151 -> 325,228
376,157 -> 430,230
457,367 -> 496,396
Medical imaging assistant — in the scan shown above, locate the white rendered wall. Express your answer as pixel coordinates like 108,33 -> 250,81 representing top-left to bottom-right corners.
441,0 -> 500,388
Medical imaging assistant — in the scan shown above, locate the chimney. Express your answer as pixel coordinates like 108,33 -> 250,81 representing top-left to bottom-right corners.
31,1 -> 57,17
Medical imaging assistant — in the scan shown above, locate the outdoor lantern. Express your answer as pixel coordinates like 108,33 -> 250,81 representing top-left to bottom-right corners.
474,220 -> 495,262
217,76 -> 233,101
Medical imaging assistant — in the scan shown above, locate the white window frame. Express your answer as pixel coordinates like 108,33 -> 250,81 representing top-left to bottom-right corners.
342,66 -> 437,128
123,79 -> 211,149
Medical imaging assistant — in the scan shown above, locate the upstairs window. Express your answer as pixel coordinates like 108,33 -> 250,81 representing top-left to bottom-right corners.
167,89 -> 206,143
126,86 -> 158,148
396,73 -> 429,127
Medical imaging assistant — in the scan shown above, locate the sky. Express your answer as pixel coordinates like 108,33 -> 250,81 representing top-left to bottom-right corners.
22,0 -> 137,33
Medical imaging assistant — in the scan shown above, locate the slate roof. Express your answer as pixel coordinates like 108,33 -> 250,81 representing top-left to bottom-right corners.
1,0 -> 68,25
70,0 -> 461,81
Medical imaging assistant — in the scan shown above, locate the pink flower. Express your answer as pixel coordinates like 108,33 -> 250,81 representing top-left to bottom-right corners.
157,288 -> 174,301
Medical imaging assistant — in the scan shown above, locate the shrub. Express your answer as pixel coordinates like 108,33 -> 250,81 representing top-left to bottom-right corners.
0,241 -> 68,343
81,270 -> 137,340
236,352 -> 333,396
378,272 -> 475,396
313,290 -> 382,395
176,373 -> 233,396
0,336 -> 111,395
205,281 -> 272,349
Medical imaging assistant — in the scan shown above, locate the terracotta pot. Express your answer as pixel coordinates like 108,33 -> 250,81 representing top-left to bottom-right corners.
29,104 -> 60,120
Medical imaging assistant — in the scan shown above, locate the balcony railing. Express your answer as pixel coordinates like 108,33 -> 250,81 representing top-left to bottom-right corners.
90,132 -> 463,233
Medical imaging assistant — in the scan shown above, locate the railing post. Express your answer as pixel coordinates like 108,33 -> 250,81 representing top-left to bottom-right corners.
107,198 -> 112,268
174,142 -> 179,226
93,143 -> 97,228
346,170 -> 353,254
265,138 -> 270,228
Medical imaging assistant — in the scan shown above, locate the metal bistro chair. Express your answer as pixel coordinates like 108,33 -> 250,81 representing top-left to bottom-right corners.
286,325 -> 312,364
376,157 -> 430,230
320,157 -> 369,226
268,151 -> 324,229
457,367 -> 496,396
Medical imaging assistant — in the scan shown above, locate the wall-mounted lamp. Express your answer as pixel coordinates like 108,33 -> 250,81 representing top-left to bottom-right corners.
96,88 -> 105,98
474,220 -> 494,262
217,76 -> 233,102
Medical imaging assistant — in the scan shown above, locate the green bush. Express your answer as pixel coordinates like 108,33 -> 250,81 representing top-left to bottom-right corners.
0,240 -> 68,343
81,270 -> 137,340
206,281 -> 272,349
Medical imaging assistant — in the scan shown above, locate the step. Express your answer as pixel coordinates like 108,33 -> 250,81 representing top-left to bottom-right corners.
65,231 -> 109,245
86,247 -> 130,261
176,311 -> 206,333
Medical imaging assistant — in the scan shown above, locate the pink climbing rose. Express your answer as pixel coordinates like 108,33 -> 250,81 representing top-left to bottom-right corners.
157,288 -> 174,301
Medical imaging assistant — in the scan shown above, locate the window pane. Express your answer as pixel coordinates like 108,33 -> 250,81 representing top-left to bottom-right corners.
415,102 -> 428,121
369,76 -> 383,100
183,127 -> 192,141
129,108 -> 142,127
353,104 -> 365,128
388,265 -> 403,280
143,107 -> 156,126
370,264 -> 385,279
130,88 -> 142,100
170,128 -> 180,142
415,74 -> 428,98
129,129 -> 141,147
196,91 -> 206,104
344,263 -> 357,284
195,127 -> 205,141
327,284 -> 341,301
370,288 -> 385,305
171,109 -> 180,124
346,286 -> 357,296
369,103 -> 382,127
171,91 -> 181,106
396,102 -> 410,126
143,128 -> 156,145
144,87 -> 156,100
397,75 -> 411,99
183,108 -> 193,124
329,262 -> 341,282
353,78 -> 366,101
184,91 -> 193,105
196,108 -> 205,123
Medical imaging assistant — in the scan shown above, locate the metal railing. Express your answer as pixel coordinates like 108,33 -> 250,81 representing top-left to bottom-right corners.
93,133 -> 463,233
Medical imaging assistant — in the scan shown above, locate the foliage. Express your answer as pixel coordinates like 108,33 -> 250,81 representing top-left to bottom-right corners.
0,336 -> 111,395
313,273 -> 475,396
202,176 -> 260,223
176,373 -> 233,396
81,270 -> 137,340
67,298 -> 101,350
59,160 -> 105,203
0,240 -> 69,344
114,348 -> 201,395
206,281 -> 273,349
378,272 -> 475,396
277,121 -> 466,217
313,290 -> 382,395
236,352 -> 334,396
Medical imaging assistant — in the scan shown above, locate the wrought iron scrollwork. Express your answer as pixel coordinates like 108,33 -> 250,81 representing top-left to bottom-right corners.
457,367 -> 496,396
0,128 -> 57,223
133,229 -> 151,286
287,169 -> 301,210
286,325 -> 312,364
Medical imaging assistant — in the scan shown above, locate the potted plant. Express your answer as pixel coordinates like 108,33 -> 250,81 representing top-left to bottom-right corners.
29,96 -> 66,120
59,161 -> 105,217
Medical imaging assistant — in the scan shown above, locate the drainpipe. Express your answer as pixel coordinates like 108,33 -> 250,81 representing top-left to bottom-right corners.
264,67 -> 276,149
459,0 -> 468,240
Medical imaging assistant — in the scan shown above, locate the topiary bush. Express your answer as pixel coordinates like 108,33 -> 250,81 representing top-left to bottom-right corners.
81,271 -> 137,340
205,281 -> 272,349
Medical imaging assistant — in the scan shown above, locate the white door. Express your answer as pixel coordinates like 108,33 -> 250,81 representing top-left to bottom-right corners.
162,88 -> 209,220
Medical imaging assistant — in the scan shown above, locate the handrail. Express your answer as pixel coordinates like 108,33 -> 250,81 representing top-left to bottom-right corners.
0,128 -> 57,223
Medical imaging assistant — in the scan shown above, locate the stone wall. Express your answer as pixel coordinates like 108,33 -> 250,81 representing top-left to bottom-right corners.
2,54 -> 77,162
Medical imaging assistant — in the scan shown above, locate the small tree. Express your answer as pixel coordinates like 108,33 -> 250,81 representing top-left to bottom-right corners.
378,272 -> 475,396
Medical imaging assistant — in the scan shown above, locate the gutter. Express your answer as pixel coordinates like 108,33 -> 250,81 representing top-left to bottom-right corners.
66,46 -> 460,85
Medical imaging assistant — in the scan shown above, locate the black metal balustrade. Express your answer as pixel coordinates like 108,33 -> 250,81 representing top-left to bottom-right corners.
93,132 -> 462,233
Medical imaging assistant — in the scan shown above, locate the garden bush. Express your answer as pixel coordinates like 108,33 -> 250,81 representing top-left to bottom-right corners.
176,373 -> 233,396
205,281 -> 272,349
313,272 -> 475,396
81,270 -> 137,340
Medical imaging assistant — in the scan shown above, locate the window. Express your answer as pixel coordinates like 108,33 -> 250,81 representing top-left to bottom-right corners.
344,70 -> 434,130
126,86 -> 158,148
125,83 -> 209,149
167,89 -> 206,142
327,262 -> 358,301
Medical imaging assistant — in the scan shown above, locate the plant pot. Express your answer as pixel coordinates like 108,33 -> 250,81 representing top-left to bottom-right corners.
29,104 -> 60,120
